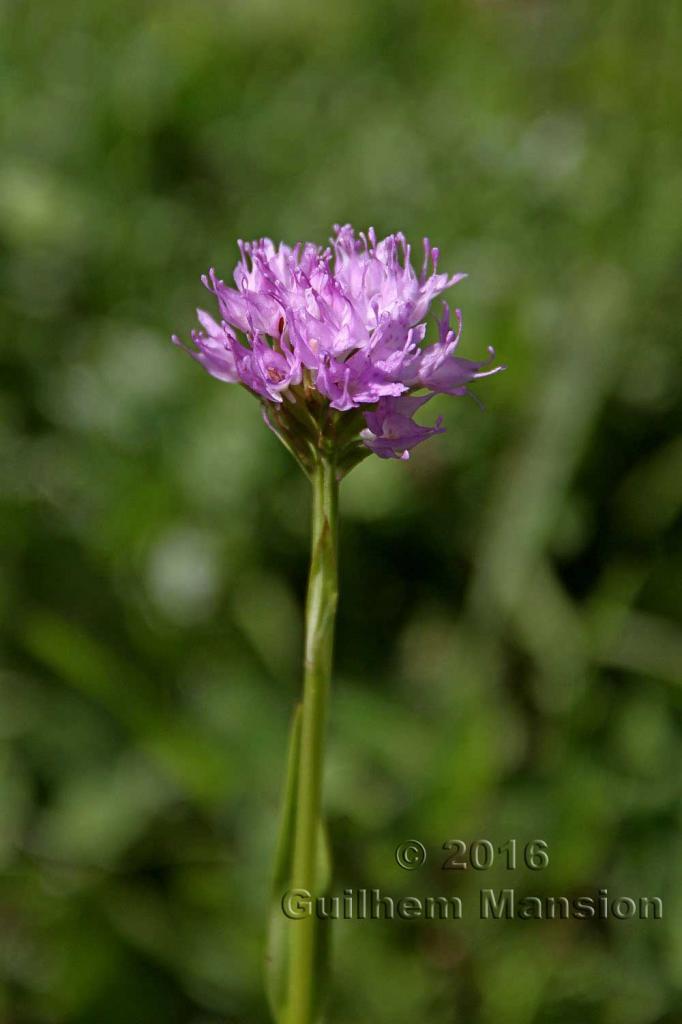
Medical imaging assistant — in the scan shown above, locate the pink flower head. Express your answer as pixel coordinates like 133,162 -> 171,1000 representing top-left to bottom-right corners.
173,226 -> 505,470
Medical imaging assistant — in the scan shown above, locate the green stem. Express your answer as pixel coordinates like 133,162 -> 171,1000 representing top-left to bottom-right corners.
286,456 -> 339,1024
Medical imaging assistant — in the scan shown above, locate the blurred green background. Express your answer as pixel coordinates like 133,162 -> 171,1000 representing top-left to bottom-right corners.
2,1 -> 681,1021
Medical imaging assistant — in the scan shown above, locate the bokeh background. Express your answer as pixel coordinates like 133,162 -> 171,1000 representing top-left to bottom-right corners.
2,1 -> 681,1021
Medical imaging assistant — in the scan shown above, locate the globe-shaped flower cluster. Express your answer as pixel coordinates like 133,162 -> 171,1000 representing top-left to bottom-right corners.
174,225 -> 504,475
